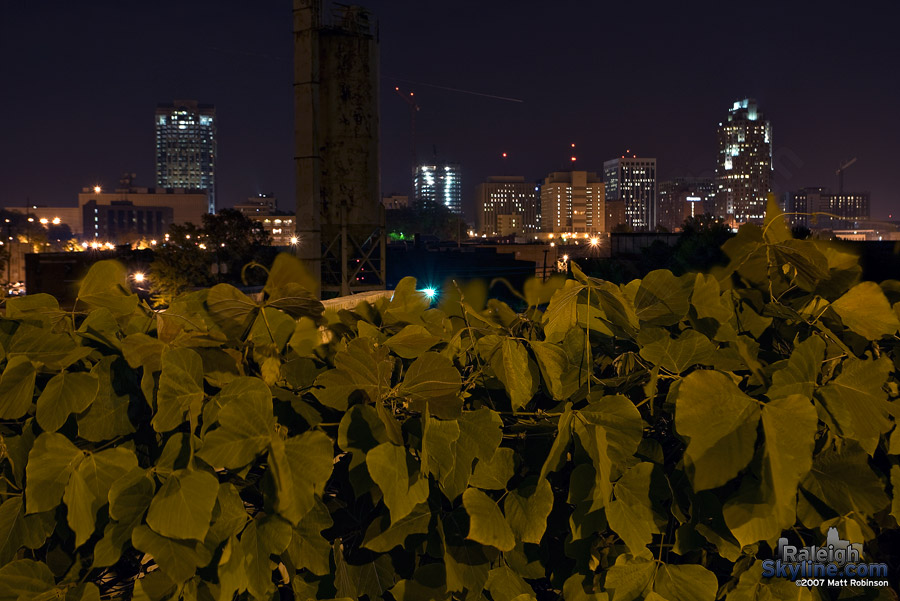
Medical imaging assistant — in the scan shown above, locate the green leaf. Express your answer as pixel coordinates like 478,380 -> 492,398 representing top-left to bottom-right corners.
249,306 -> 297,349
269,430 -> 334,525
77,357 -> 136,442
263,252 -> 321,308
313,337 -> 393,408
362,502 -> 431,553
197,381 -> 274,470
573,421 -> 614,510
462,488 -> 515,551
690,273 -> 732,323
4,322 -> 86,371
634,270 -> 690,326
606,463 -> 662,558
108,468 -> 154,523
132,525 -> 211,585
64,447 -> 137,546
35,371 -> 99,433
770,240 -> 830,291
439,408 -> 504,500
24,432 -> 83,514
724,395 -> 818,548
638,328 -> 715,374
675,370 -> 760,491
383,276 -> 431,324
0,357 -> 35,420
470,447 -> 515,490
385,324 -> 443,358
0,559 -> 55,600
421,414 -> 460,481
767,336 -> 824,400
76,259 -> 139,316
817,357 -> 894,454
580,395 -> 644,471
653,563 -> 718,601
832,281 -> 900,339
541,405 -> 574,479
503,476 -> 553,544
605,556 -> 655,601
241,514 -> 292,600
542,280 -> 586,343
0,498 -> 54,565
146,469 -> 219,541
205,283 -> 259,338
285,497 -> 332,576
367,442 -> 429,524
399,351 -> 462,404
530,340 -> 579,401
486,566 -> 534,601
491,338 -> 534,411
152,348 -> 204,433
800,440 -> 889,517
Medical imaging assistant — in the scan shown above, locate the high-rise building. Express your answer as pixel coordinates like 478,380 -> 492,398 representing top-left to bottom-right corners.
715,98 -> 772,224
657,177 -> 716,231
787,187 -> 869,229
414,163 -> 461,214
603,156 -> 657,231
476,176 -> 540,236
540,171 -> 605,234
155,100 -> 217,214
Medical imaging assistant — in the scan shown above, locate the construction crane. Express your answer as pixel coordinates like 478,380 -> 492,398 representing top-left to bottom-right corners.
394,86 -> 420,179
836,157 -> 857,195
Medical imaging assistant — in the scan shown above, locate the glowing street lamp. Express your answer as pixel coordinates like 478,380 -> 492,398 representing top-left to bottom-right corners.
93,186 -> 102,194
132,272 -> 145,283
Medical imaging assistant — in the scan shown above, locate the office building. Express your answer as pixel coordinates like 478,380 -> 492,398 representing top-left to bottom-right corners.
715,99 -> 772,224
540,171 -> 605,234
81,200 -> 173,243
604,156 -> 657,231
77,176 -> 208,240
382,195 -> 410,211
155,100 -> 217,214
787,187 -> 869,229
414,163 -> 461,214
476,176 -> 540,236
234,194 -> 278,216
657,177 -> 716,231
233,194 -> 296,245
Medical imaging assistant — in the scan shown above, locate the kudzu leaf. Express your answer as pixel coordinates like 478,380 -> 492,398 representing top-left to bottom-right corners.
421,414 -> 460,481
675,370 -> 760,491
634,269 -> 690,326
0,498 -> 55,565
63,447 -> 137,547
146,469 -> 219,541
470,447 -> 515,490
286,497 -> 332,576
385,324 -> 443,358
767,335 -> 825,400
197,382 -> 274,470
35,371 -> 99,433
399,351 -> 461,402
800,440 -> 889,517
269,430 -> 334,525
491,338 -> 533,412
832,281 -> 900,340
580,394 -> 643,473
153,347 -> 204,433
132,525 -> 211,585
653,563 -> 718,601
638,328 -> 715,374
817,356 -> 894,455
690,273 -> 732,323
76,259 -> 139,316
542,281 -> 585,343
462,488 -> 515,551
486,566 -> 534,601
0,356 -> 35,420
25,432 -> 83,514
724,394 -> 817,548
383,277 -> 431,325
367,442 -> 429,524
606,463 -> 662,558
0,559 -> 56,599
362,502 -> 431,553
77,357 -> 136,442
503,476 -> 553,544
241,514 -> 292,600
605,556 -> 654,601
573,421 -> 613,509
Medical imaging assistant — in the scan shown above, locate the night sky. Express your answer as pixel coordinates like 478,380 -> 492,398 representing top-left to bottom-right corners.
2,1 -> 898,221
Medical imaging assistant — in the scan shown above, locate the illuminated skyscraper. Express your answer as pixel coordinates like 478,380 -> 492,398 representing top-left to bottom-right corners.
414,163 -> 461,214
603,156 -> 656,231
539,171 -> 605,234
155,100 -> 217,214
477,176 -> 539,236
715,98 -> 772,224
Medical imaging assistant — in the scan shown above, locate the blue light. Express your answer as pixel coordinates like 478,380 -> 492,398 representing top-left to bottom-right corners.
422,288 -> 437,299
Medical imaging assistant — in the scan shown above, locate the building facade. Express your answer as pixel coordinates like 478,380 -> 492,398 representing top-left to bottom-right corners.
382,195 -> 410,211
787,187 -> 870,229
77,183 -> 208,239
715,98 -> 772,224
414,163 -> 461,214
603,157 -> 657,231
234,194 -> 278,216
155,100 -> 217,214
81,200 -> 173,243
540,171 -> 605,234
657,177 -> 716,231
476,176 -> 540,236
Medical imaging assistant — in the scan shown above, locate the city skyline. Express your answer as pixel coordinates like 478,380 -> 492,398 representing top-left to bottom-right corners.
1,1 -> 897,221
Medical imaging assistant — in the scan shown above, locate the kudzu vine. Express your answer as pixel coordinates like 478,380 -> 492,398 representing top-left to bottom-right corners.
0,199 -> 898,601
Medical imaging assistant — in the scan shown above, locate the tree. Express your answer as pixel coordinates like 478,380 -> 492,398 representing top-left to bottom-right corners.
387,202 -> 468,242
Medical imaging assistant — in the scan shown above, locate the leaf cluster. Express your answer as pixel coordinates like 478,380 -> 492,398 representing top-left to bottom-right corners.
1,200 -> 899,601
